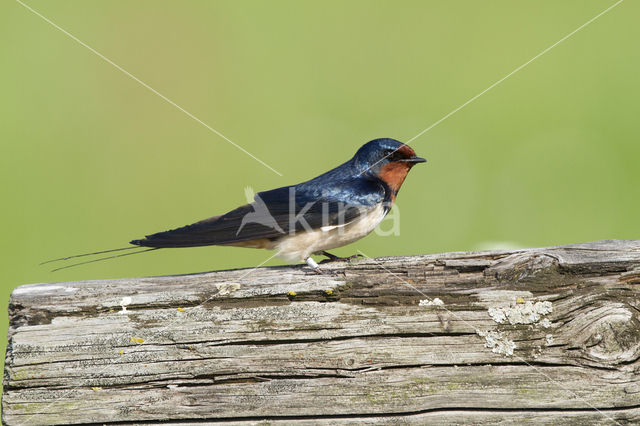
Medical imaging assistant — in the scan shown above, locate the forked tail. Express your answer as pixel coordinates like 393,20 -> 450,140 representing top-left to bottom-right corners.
41,246 -> 161,272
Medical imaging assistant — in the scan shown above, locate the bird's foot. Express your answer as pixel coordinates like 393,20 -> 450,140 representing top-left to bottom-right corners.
319,251 -> 363,264
304,256 -> 341,275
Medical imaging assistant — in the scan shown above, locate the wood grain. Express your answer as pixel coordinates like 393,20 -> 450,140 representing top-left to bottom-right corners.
3,240 -> 640,425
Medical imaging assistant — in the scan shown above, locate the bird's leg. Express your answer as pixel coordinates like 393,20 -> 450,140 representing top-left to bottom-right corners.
319,251 -> 363,264
305,257 -> 324,275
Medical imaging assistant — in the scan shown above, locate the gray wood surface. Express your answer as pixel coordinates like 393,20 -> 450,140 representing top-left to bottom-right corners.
3,240 -> 640,425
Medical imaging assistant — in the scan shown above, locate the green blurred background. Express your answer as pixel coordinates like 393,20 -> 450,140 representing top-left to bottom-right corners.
1,0 -> 638,393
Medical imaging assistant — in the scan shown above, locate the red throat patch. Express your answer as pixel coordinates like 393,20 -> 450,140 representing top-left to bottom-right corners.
378,161 -> 411,197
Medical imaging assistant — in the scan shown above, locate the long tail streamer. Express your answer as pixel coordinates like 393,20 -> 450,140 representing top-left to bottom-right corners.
50,248 -> 161,272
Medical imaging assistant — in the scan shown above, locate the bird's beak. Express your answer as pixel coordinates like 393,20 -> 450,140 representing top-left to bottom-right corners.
402,156 -> 427,164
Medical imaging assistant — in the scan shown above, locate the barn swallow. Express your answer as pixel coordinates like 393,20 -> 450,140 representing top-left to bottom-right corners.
45,138 -> 425,273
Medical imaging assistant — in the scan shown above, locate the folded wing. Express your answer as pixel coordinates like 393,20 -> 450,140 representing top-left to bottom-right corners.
131,185 -> 380,248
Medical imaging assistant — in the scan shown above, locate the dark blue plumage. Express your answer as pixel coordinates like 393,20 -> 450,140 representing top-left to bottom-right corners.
260,139 -> 397,208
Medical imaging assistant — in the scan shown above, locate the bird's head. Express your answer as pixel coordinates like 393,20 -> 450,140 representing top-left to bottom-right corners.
353,138 -> 426,194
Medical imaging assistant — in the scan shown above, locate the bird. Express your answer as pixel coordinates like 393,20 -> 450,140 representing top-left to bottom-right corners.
44,138 -> 426,273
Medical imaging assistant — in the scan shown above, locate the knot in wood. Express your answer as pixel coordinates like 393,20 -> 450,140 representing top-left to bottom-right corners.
577,305 -> 640,364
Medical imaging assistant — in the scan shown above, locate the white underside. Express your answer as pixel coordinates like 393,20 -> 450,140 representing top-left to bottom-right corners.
272,203 -> 387,262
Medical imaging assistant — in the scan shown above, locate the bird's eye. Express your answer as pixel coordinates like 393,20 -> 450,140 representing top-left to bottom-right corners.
383,148 -> 402,161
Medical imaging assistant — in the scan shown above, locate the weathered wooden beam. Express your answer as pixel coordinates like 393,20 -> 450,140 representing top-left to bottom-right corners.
3,240 -> 640,425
